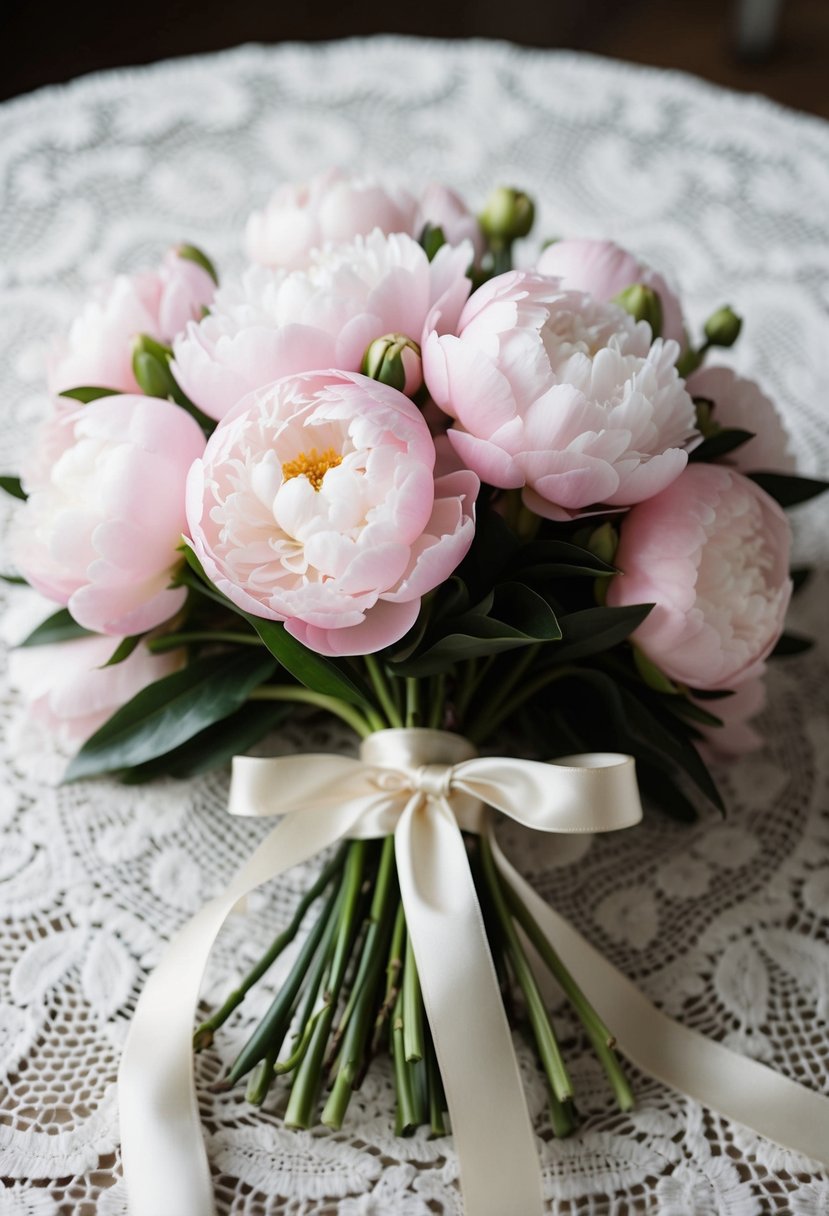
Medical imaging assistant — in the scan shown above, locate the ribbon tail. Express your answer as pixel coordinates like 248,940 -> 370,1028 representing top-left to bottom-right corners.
491,832 -> 829,1170
395,796 -> 544,1216
119,802 -> 368,1216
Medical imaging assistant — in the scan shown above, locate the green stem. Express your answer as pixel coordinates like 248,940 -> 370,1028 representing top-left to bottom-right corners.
364,654 -> 403,728
284,841 -> 368,1128
194,846 -> 346,1050
405,677 -> 420,728
249,684 -> 374,738
391,986 -> 419,1134
402,934 -> 424,1062
425,1023 -> 447,1137
468,666 -> 573,744
479,833 -> 573,1105
148,630 -> 258,653
454,659 -> 479,722
221,879 -> 342,1087
372,901 -> 406,1053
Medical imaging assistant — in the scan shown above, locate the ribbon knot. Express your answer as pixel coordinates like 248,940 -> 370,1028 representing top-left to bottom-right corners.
412,762 -> 455,800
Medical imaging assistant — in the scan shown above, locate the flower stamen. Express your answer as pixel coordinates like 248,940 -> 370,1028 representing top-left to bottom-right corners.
282,447 -> 343,491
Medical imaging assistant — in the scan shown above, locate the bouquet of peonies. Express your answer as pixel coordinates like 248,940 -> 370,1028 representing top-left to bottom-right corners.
3,168 -> 827,1213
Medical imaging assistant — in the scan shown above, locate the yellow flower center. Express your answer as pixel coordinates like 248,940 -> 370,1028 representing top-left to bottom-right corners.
281,447 -> 343,492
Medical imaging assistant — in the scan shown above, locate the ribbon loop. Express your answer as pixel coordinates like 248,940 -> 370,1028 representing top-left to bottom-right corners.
413,762 -> 455,800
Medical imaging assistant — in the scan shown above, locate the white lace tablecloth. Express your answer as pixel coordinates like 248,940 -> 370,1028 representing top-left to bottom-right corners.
1,37 -> 828,1216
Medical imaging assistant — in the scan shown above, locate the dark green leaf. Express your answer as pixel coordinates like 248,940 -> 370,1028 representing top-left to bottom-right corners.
419,224 -> 446,261
636,761 -> 700,823
1,571 -> 28,585
688,429 -> 755,463
749,471 -> 829,507
101,634 -> 144,667
58,386 -> 122,404
771,632 -> 813,656
119,701 -> 289,783
176,243 -> 219,284
791,565 -> 812,594
179,545 -> 373,708
396,583 -> 560,677
546,603 -> 653,663
513,538 -> 617,580
0,475 -> 26,500
663,698 -> 723,728
20,608 -> 93,647
64,649 -> 277,781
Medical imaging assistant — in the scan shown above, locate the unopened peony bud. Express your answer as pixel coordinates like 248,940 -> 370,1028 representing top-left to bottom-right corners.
361,333 -> 423,396
613,283 -> 663,338
176,243 -> 218,285
704,305 -> 742,348
585,521 -> 619,565
132,333 -> 178,401
479,187 -> 535,245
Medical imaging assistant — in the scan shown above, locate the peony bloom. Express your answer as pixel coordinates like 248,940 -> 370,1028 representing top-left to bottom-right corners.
535,238 -> 685,346
687,366 -> 795,473
48,249 -> 215,396
607,464 -> 791,690
423,271 -> 696,518
185,370 -> 479,657
695,663 -> 768,757
245,168 -> 418,270
415,182 -> 485,261
173,229 -> 472,422
9,631 -> 183,747
11,395 -> 206,635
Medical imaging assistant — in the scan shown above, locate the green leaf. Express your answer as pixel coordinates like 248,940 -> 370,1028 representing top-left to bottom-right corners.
636,761 -> 700,823
791,565 -> 812,594
633,646 -> 680,694
20,608 -> 93,647
771,632 -> 813,656
749,471 -> 829,507
688,429 -> 755,463
0,571 -> 28,585
396,582 -> 561,677
176,243 -> 219,284
101,634 -> 144,667
0,474 -> 26,501
58,386 -> 122,404
119,701 -> 289,783
419,224 -> 446,261
178,544 -> 373,708
547,603 -> 653,663
132,335 -> 216,434
513,538 -> 618,580
64,649 -> 277,781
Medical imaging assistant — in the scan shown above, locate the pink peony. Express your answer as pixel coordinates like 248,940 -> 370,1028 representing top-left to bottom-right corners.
536,238 -> 685,346
687,366 -> 795,473
9,631 -> 183,747
185,370 -> 479,657
423,271 -> 696,518
173,230 -> 472,422
48,249 -> 215,396
695,663 -> 768,757
12,395 -> 206,635
245,168 -> 418,270
416,182 -> 485,261
607,464 -> 791,690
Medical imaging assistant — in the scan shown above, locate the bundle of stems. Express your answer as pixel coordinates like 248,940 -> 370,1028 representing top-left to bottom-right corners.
195,830 -> 634,1136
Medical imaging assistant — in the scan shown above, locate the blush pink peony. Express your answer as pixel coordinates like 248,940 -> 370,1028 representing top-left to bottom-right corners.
173,230 -> 472,422
607,464 -> 791,690
12,395 -> 206,635
535,238 -> 685,346
695,663 -> 768,757
423,271 -> 696,518
687,366 -> 795,473
48,249 -> 215,396
245,168 -> 418,270
415,182 -> 485,261
185,370 -> 479,656
9,630 -> 183,747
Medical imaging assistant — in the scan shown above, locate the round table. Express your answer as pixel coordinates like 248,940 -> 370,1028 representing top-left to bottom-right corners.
1,37 -> 828,1215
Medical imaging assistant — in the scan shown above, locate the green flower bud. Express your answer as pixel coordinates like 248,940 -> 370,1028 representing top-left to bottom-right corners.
132,333 -> 177,400
176,243 -> 219,285
361,333 -> 422,397
633,646 -> 680,694
419,223 -> 446,262
479,187 -> 535,245
693,396 -> 719,438
613,283 -> 663,338
704,305 -> 742,348
585,521 -> 619,565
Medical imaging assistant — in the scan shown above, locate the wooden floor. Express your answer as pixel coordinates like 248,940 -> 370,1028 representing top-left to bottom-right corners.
1,0 -> 827,118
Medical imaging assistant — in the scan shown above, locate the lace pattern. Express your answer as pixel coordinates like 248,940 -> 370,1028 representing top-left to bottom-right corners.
1,38 -> 828,1214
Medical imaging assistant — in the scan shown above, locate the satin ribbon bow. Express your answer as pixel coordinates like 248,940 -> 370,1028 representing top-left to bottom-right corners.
119,729 -> 829,1216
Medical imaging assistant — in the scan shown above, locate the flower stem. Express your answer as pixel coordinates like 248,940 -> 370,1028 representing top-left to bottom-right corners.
402,933 -> 424,1063
501,872 -> 634,1112
479,832 -> 574,1106
391,986 -> 419,1134
427,674 -> 445,729
194,845 -> 346,1051
405,677 -> 420,728
425,1022 -> 447,1137
372,901 -> 406,1053
467,666 -> 573,743
364,654 -> 403,728
148,629 -> 258,652
284,841 -> 368,1129
249,684 -> 374,738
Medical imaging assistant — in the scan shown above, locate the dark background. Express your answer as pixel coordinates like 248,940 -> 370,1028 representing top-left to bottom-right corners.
1,0 -> 827,117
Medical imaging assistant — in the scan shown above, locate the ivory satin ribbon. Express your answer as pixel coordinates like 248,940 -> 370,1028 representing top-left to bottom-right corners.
118,729 -> 829,1216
